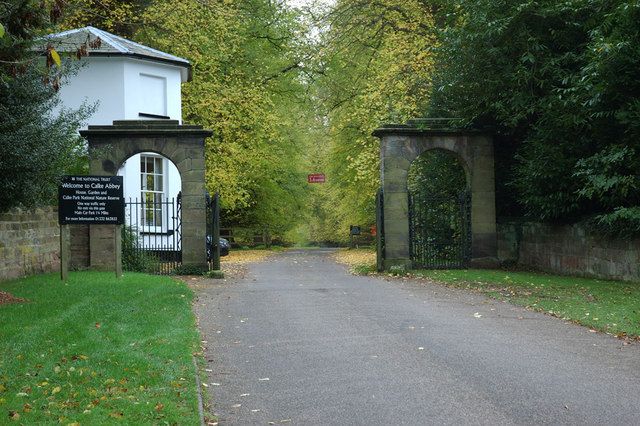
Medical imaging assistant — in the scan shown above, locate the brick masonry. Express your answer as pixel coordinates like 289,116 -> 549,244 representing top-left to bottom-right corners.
498,222 -> 640,281
0,207 -> 60,280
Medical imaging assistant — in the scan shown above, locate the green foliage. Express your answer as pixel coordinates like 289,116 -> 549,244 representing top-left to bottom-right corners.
590,207 -> 640,238
133,0 -> 310,239
205,269 -> 225,279
0,1 -> 91,212
121,226 -> 159,272
430,0 -> 640,234
407,149 -> 467,197
388,265 -> 408,276
172,264 -> 208,276
306,0 -> 437,243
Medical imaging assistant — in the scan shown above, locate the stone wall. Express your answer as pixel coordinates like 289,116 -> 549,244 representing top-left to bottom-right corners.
0,207 -> 60,280
498,222 -> 640,281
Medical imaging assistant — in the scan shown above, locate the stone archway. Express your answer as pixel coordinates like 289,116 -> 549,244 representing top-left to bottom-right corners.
373,123 -> 497,270
80,120 -> 212,270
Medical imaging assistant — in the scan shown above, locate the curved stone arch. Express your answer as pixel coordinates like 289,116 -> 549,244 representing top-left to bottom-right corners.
406,147 -> 472,192
373,127 -> 497,269
80,120 -> 213,270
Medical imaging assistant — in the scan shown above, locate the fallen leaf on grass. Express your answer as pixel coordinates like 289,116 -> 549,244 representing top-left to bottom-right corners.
109,411 -> 124,419
155,402 -> 164,411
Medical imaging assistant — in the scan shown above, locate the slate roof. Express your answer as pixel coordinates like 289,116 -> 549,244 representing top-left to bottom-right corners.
42,26 -> 191,80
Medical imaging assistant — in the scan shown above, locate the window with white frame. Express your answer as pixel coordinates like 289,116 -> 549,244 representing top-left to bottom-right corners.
140,155 -> 164,228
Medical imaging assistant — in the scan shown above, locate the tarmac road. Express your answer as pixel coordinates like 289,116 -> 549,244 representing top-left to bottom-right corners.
193,249 -> 640,425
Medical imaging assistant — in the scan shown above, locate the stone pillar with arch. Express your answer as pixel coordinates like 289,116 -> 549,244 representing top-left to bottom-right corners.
373,123 -> 498,270
80,120 -> 213,270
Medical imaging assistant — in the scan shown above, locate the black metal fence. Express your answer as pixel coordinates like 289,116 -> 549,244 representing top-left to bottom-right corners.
409,191 -> 471,269
122,195 -> 182,274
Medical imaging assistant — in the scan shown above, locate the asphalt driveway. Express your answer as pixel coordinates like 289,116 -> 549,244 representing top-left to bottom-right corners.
192,249 -> 640,425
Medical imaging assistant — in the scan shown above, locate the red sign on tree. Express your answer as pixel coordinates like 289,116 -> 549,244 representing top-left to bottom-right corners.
307,173 -> 326,183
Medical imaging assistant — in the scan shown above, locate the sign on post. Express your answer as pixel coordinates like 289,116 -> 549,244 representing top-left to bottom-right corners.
58,175 -> 124,280
58,175 -> 124,225
307,173 -> 326,183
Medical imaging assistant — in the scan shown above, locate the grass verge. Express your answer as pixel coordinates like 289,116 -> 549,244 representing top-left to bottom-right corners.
333,248 -> 376,274
0,271 -> 201,424
414,269 -> 640,339
333,249 -> 640,339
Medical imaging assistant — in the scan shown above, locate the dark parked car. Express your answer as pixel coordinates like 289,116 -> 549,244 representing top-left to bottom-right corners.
206,236 -> 230,261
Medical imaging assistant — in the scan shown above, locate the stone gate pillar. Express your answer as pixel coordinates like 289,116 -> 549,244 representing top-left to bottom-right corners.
373,124 -> 498,270
81,120 -> 213,270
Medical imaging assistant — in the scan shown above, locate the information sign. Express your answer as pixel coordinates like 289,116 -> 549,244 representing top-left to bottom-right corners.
58,175 -> 124,225
307,173 -> 326,183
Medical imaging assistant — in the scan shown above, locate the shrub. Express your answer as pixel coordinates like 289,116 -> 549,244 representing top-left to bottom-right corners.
121,226 -> 159,273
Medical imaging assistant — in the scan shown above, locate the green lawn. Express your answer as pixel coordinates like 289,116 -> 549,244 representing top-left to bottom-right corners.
414,269 -> 640,339
0,272 -> 201,424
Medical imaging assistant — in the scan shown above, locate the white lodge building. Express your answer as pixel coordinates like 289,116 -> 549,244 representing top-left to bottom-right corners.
47,27 -> 191,250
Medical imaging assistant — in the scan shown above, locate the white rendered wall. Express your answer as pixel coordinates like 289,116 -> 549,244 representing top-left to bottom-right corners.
58,57 -> 126,126
123,59 -> 183,121
57,56 -> 184,127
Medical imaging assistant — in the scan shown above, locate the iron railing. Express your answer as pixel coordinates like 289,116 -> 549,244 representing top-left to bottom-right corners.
123,194 -> 181,274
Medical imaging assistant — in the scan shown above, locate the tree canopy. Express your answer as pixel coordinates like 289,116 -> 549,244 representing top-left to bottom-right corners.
4,0 -> 638,239
429,0 -> 640,235
0,0 -> 91,212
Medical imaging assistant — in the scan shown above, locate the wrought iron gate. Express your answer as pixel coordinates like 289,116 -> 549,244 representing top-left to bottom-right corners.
206,192 -> 221,271
409,191 -> 471,269
376,188 -> 385,272
123,193 -> 182,274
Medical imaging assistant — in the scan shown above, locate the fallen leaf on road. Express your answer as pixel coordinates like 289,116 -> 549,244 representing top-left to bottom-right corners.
232,404 -> 242,408
473,313 -> 482,318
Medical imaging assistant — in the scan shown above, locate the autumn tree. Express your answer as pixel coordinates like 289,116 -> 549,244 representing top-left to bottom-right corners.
305,0 -> 437,242
135,0 -> 311,238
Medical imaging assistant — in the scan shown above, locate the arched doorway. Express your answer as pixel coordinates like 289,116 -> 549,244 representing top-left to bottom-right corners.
118,152 -> 183,271
407,149 -> 471,268
373,121 -> 497,270
80,120 -> 212,271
